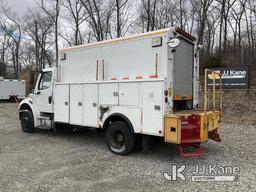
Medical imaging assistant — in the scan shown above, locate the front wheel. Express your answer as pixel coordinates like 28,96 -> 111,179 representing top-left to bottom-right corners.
105,121 -> 135,155
20,111 -> 35,133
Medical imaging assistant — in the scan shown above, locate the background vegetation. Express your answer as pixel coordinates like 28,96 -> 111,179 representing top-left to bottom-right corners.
0,0 -> 255,83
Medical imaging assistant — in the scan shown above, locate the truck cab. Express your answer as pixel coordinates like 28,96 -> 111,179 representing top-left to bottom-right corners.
19,68 -> 55,131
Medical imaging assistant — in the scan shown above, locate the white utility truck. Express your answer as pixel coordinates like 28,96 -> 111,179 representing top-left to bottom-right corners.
19,27 -> 221,156
0,79 -> 25,101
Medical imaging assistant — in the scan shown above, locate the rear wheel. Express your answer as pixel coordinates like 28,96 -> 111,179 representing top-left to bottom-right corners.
20,111 -> 35,133
105,121 -> 135,155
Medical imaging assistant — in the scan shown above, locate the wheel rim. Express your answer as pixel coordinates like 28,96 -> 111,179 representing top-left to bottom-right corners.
21,116 -> 30,129
111,131 -> 125,150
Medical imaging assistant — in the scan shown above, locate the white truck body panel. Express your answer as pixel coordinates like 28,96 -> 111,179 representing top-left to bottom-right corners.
0,80 -> 26,100
119,83 -> 140,106
70,84 -> 84,125
141,82 -> 164,135
59,29 -> 169,83
54,84 -> 69,123
83,84 -> 98,127
104,105 -> 142,133
99,83 -> 119,105
54,79 -> 165,136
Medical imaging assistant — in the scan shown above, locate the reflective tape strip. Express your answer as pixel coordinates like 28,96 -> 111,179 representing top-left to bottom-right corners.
1,79 -> 23,81
149,75 -> 157,78
110,75 -> 160,80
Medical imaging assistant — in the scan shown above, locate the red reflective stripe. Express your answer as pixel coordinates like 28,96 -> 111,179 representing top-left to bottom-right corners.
136,76 -> 143,79
149,75 -> 157,78
123,77 -> 129,80
111,77 -> 117,80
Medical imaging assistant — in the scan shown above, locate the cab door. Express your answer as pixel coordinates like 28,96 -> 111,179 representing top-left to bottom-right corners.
35,69 -> 54,113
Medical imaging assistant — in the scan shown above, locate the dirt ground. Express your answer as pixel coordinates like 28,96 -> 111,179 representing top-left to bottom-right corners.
0,102 -> 255,192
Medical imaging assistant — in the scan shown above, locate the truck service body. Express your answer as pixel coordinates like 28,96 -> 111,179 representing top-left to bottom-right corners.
19,28 -> 221,156
0,79 -> 25,101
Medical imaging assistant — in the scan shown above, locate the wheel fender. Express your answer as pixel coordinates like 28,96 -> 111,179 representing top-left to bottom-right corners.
103,113 -> 135,133
19,98 -> 40,127
101,106 -> 142,133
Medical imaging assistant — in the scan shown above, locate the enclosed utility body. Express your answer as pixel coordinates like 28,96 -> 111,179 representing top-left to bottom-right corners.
19,28 -> 221,156
0,79 -> 25,101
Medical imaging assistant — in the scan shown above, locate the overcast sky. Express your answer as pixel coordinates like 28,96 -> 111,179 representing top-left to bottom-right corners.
8,0 -> 36,16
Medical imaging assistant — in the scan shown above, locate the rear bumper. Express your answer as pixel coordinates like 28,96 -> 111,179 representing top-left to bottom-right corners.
164,111 -> 221,144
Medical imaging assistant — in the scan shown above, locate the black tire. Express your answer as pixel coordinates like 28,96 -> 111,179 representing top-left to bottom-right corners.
105,121 -> 135,155
20,111 -> 35,133
133,134 -> 143,152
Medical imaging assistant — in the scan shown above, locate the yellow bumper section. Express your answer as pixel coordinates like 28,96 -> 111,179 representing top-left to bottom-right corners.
164,111 -> 221,144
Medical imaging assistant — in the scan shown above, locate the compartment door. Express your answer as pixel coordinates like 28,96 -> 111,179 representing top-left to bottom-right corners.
54,84 -> 69,123
70,84 -> 84,125
99,83 -> 118,105
84,84 -> 98,127
142,82 -> 163,136
164,116 -> 180,143
119,83 -> 139,106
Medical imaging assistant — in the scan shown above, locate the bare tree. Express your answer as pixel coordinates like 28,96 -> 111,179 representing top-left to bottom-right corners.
139,0 -> 158,32
137,0 -> 177,32
62,0 -> 87,45
0,0 -> 255,79
230,0 -> 248,65
0,34 -> 10,76
80,0 -> 113,41
191,0 -> 214,45
0,7 -> 22,78
35,0 -> 61,67
22,10 -> 54,70
217,0 -> 236,58
113,0 -> 130,37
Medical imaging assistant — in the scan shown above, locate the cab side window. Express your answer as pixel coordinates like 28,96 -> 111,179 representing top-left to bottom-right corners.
38,72 -> 52,90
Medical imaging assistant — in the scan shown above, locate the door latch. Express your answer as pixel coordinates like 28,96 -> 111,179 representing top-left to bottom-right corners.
48,96 -> 52,104
113,92 -> 119,96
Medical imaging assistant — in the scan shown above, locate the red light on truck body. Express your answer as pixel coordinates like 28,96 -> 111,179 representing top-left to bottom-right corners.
164,90 -> 168,96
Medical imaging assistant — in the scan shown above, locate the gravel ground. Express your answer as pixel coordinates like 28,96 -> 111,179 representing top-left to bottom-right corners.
0,103 -> 255,192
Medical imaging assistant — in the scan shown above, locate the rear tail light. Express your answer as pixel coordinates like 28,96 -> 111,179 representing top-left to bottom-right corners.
164,90 -> 168,96
165,97 -> 168,103
164,90 -> 169,103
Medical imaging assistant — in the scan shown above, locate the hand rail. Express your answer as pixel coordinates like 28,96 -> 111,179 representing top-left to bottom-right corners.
204,69 -> 223,115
